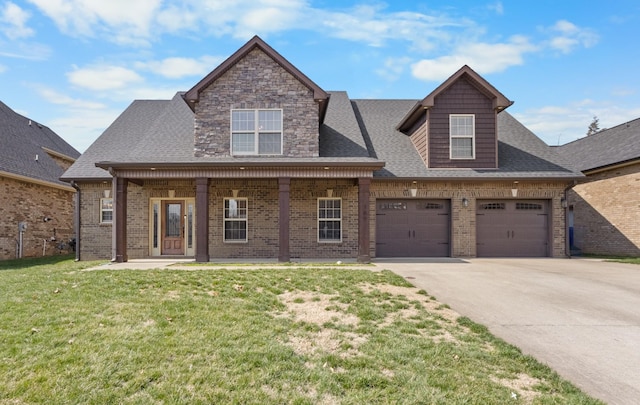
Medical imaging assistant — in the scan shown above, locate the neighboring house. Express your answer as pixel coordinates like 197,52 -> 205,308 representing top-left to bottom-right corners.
0,100 -> 80,260
61,36 -> 581,262
557,118 -> 640,256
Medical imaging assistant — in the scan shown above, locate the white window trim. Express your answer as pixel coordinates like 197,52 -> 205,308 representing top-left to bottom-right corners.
449,114 -> 476,160
230,109 -> 283,156
223,197 -> 248,243
317,197 -> 342,243
100,197 -> 113,224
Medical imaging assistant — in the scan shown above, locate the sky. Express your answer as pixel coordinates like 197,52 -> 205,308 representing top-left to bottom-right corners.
1,0 -> 640,153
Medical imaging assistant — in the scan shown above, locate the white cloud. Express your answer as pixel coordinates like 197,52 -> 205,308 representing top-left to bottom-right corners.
34,86 -> 106,109
0,63 -> 6,73
47,108 -> 124,152
546,20 -> 598,53
411,36 -> 537,81
27,0 -> 161,45
514,101 -> 640,146
67,65 -> 143,91
488,1 -> 504,15
0,1 -> 34,39
375,57 -> 413,81
135,55 -> 223,79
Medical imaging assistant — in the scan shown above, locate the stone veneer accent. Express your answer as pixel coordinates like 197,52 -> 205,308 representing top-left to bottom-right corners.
78,178 -> 570,260
194,48 -> 320,158
0,176 -> 75,259
568,162 -> 640,256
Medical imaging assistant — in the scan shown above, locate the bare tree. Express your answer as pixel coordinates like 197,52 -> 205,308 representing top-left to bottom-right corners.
587,116 -> 602,136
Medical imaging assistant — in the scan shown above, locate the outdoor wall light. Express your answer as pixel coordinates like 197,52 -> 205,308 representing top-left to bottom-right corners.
511,181 -> 519,198
410,181 -> 418,197
462,198 -> 469,207
43,216 -> 52,222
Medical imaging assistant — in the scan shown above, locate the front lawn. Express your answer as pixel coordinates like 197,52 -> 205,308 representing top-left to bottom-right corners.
0,257 -> 601,404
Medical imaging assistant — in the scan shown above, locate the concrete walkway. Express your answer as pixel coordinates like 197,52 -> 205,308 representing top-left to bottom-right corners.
374,258 -> 640,405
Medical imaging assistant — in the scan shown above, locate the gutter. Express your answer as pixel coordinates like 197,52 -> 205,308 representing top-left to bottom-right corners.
70,181 -> 81,261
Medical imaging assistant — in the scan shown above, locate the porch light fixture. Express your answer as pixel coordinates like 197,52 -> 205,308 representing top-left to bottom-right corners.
410,181 -> 418,198
462,197 -> 469,207
511,181 -> 519,198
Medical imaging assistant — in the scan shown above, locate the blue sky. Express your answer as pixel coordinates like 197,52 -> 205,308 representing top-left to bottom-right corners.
1,0 -> 639,152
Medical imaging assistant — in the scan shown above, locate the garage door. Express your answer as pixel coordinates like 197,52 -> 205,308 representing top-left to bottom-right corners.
376,199 -> 450,257
476,200 -> 549,257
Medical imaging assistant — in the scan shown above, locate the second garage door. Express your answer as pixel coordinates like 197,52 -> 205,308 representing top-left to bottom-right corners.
376,199 -> 450,257
476,200 -> 549,257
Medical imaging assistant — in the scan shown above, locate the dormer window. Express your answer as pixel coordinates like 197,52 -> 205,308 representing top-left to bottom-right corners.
450,114 -> 475,159
231,109 -> 283,155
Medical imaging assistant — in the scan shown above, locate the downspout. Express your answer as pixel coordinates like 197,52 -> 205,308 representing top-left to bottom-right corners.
563,180 -> 578,258
70,181 -> 81,261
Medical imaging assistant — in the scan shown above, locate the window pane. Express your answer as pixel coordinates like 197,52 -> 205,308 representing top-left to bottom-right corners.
166,203 -> 181,237
224,221 -> 247,241
187,204 -> 193,248
451,138 -> 473,158
232,110 -> 254,131
451,116 -> 473,136
101,210 -> 113,222
319,220 -> 341,241
258,132 -> 281,154
225,199 -> 247,219
232,133 -> 255,153
153,203 -> 158,248
258,110 -> 281,131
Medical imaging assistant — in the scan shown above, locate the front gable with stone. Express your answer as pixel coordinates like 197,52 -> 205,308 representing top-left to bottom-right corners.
62,36 -> 581,262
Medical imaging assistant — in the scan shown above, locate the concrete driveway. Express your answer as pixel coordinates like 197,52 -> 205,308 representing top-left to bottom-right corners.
374,258 -> 640,405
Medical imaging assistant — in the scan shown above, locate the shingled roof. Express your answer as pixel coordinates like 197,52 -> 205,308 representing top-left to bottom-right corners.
556,117 -> 640,172
63,90 -> 580,181
0,100 -> 79,188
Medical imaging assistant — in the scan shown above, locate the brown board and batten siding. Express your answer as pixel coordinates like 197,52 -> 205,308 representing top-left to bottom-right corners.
428,77 -> 497,169
409,114 -> 428,166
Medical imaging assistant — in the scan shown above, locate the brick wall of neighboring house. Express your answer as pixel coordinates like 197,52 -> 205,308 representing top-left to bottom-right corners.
77,182 -> 113,260
369,180 -> 569,258
0,176 -> 75,260
568,162 -> 640,256
194,48 -> 320,158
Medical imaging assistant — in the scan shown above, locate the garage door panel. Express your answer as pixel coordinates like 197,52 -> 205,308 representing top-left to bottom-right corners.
376,199 -> 450,257
477,200 -> 549,257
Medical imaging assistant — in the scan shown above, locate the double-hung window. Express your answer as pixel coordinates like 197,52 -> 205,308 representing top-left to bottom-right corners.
100,198 -> 113,223
224,198 -> 248,242
450,114 -> 475,159
231,109 -> 282,155
318,198 -> 341,242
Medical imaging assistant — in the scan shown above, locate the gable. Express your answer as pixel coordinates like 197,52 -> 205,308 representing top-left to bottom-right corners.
188,39 -> 328,158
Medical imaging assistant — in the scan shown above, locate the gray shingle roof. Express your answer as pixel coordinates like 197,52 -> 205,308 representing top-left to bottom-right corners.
63,91 -> 580,181
0,100 -> 80,186
351,99 -> 580,179
555,117 -> 640,172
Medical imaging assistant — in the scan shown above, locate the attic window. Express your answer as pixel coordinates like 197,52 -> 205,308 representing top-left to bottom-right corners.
450,114 -> 475,159
231,109 -> 282,155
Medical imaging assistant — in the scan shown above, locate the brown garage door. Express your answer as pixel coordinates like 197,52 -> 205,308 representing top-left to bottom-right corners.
476,200 -> 549,257
376,199 -> 450,257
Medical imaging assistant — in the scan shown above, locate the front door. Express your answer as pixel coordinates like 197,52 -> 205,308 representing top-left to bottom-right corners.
162,201 -> 184,255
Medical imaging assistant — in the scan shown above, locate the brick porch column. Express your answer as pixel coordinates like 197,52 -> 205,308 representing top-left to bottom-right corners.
195,177 -> 209,262
358,177 -> 371,263
114,176 -> 128,263
278,177 -> 290,262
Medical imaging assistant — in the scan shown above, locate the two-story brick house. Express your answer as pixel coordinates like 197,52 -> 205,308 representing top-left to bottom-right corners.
61,36 -> 581,262
1,100 -> 80,260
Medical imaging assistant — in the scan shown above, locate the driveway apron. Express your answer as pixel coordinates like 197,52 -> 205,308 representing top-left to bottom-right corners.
375,258 -> 640,405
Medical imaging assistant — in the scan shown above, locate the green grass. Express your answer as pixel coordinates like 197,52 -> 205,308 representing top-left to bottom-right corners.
582,254 -> 640,265
0,257 -> 602,404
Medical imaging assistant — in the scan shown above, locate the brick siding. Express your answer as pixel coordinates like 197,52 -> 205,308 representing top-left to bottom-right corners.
0,176 -> 75,260
568,162 -> 640,256
78,178 -> 569,260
